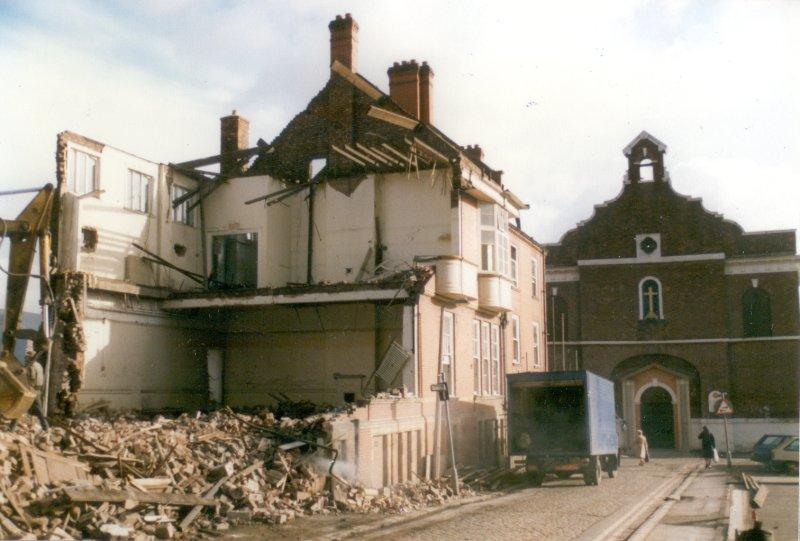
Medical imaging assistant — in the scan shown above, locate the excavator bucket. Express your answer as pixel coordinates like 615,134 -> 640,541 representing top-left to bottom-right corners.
0,352 -> 36,419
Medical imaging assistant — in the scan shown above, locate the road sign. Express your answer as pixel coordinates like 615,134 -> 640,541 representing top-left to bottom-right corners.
716,398 -> 734,416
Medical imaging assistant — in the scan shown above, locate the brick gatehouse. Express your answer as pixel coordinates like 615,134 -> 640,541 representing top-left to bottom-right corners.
545,132 -> 799,451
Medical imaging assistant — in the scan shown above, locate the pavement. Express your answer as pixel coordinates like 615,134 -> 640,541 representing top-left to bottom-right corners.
750,473 -> 799,541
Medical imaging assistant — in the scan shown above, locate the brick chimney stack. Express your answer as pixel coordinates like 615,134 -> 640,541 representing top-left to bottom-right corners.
388,60 -> 421,119
329,14 -> 359,71
464,144 -> 484,163
220,110 -> 250,175
419,61 -> 434,124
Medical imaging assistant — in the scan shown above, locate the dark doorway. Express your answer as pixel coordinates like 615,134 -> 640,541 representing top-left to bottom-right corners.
640,387 -> 675,448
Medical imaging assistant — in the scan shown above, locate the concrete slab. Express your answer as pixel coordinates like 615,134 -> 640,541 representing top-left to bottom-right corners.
643,468 -> 730,540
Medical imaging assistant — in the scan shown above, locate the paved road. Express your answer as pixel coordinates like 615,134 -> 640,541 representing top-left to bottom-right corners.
359,456 -> 693,541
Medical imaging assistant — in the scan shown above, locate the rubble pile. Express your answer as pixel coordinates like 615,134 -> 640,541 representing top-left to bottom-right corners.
0,408 -> 471,540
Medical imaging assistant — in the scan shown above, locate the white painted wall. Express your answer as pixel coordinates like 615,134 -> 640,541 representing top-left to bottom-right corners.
690,417 -> 799,452
80,309 -> 209,410
62,139 -> 202,290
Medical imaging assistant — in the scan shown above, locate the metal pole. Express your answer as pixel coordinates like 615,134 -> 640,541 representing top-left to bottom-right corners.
39,231 -> 52,417
561,313 -> 566,371
0,187 -> 46,197
722,412 -> 733,469
434,372 -> 443,478
443,392 -> 460,495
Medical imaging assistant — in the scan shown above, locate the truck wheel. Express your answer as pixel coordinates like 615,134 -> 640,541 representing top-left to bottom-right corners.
528,472 -> 545,486
583,457 -> 601,486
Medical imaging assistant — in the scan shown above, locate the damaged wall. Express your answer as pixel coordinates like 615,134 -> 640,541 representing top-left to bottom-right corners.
223,302 -> 404,406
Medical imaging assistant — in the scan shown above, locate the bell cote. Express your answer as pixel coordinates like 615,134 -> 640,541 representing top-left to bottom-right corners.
623,131 -> 668,184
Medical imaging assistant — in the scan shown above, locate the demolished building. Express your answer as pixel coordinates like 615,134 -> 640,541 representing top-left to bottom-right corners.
44,14 -> 548,488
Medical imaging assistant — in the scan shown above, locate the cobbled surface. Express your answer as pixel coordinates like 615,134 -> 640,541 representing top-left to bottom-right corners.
385,456 -> 693,541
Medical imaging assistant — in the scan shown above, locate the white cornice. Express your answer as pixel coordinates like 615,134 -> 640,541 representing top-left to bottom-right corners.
547,335 -> 800,346
577,253 -> 725,267
163,288 -> 408,310
545,267 -> 580,283
724,255 -> 800,275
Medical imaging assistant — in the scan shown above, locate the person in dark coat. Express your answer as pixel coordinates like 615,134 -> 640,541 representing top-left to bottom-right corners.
698,426 -> 716,469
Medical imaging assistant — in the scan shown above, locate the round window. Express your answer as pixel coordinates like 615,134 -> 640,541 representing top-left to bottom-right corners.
640,236 -> 658,254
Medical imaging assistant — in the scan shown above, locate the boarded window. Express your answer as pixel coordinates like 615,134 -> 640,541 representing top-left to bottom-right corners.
532,322 -> 541,367
510,245 -> 518,286
211,233 -> 257,288
531,257 -> 539,298
742,288 -> 772,337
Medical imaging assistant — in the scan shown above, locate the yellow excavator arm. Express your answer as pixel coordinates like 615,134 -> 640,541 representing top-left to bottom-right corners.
0,184 -> 55,419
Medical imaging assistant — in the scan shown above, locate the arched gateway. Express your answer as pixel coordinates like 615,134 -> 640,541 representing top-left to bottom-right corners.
611,355 -> 700,451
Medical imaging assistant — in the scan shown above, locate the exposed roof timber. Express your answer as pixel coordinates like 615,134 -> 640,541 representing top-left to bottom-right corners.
245,181 -> 308,206
331,144 -> 368,167
357,143 -> 400,165
344,144 -> 382,166
367,105 -> 420,130
406,137 -> 450,164
171,140 -> 272,169
330,60 -> 383,100
381,143 -> 413,164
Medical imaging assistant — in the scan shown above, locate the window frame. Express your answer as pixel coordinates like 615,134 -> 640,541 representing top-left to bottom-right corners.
479,204 -> 510,277
510,245 -> 518,287
531,257 -> 539,298
441,311 -> 455,395
172,184 -> 196,227
532,322 -> 541,367
511,314 -> 520,365
472,319 -> 480,396
67,148 -> 99,196
480,321 -> 490,396
638,276 -> 664,320
490,324 -> 500,395
125,169 -> 152,214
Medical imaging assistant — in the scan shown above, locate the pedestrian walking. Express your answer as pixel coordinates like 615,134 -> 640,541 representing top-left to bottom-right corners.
634,429 -> 649,466
698,426 -> 716,469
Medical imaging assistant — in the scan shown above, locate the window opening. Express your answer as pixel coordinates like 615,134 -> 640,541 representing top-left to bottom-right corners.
511,315 -> 520,365
532,322 -> 541,367
126,170 -> 151,213
172,185 -> 196,226
480,321 -> 490,395
67,148 -> 98,195
479,204 -> 509,276
441,311 -> 455,393
742,287 -> 772,337
490,324 -> 500,395
210,233 -> 258,288
510,245 -> 518,286
472,320 -> 480,395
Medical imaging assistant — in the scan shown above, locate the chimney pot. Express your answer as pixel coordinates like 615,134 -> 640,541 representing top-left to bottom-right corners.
329,13 -> 359,71
464,144 -> 484,162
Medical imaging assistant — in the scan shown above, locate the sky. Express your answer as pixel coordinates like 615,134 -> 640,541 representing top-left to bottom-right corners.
0,0 -> 798,312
